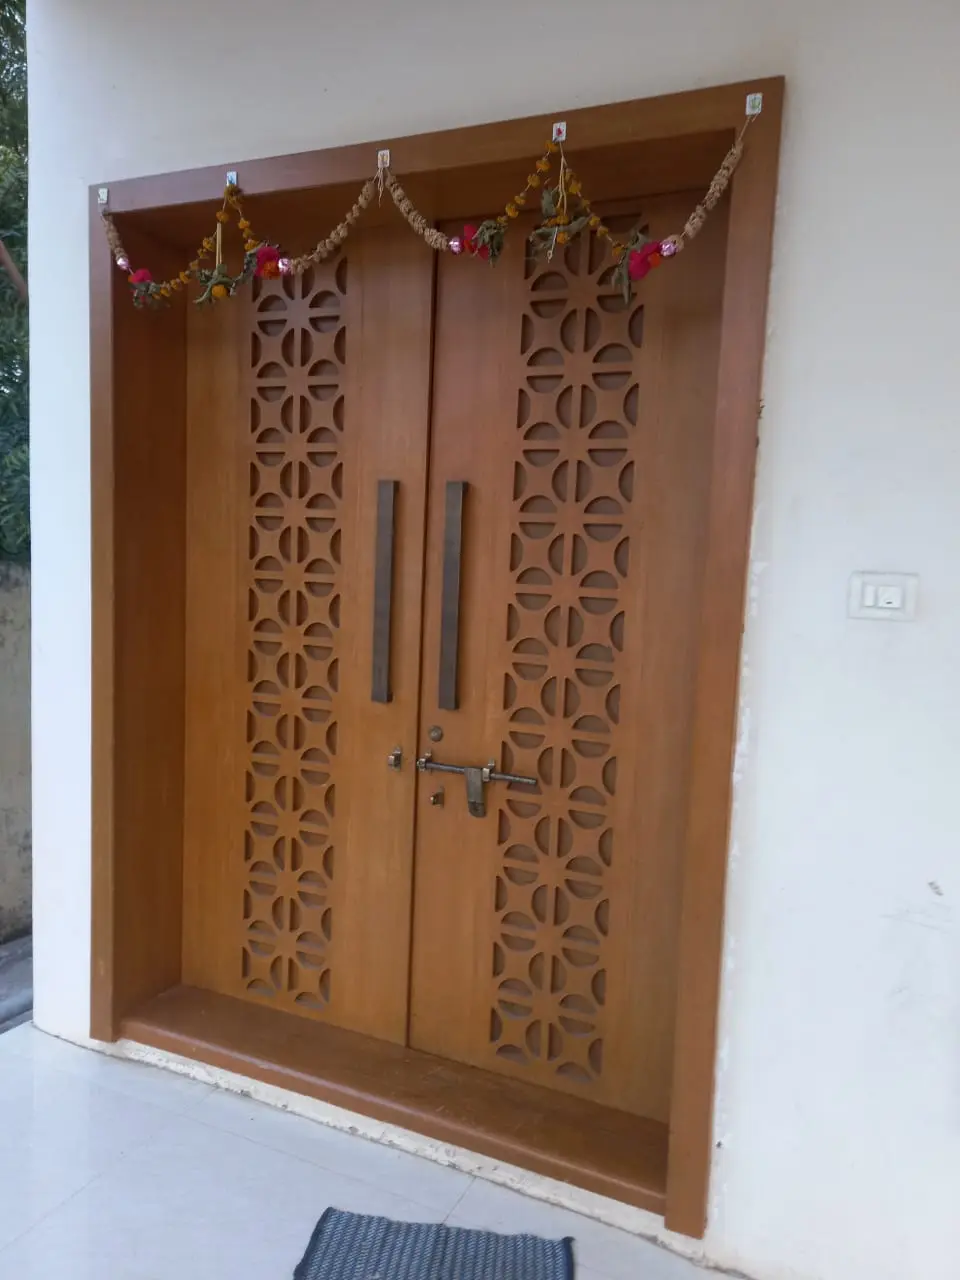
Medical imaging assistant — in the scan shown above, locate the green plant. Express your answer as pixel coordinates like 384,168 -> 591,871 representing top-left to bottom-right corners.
0,0 -> 27,561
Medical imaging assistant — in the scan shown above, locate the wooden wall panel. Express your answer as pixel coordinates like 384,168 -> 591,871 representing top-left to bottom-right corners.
410,196 -> 728,1123
180,227 -> 434,1044
181,295 -> 246,991
91,81 -> 784,1239
96,227 -> 188,1027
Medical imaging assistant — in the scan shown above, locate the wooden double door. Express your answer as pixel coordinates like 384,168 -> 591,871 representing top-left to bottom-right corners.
182,191 -> 727,1125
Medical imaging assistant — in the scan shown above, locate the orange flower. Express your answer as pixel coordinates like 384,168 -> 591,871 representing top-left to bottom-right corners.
528,174 -> 541,188
506,203 -> 518,218
179,271 -> 191,284
215,210 -> 229,223
159,285 -> 172,297
211,284 -> 229,300
238,218 -> 250,231
535,158 -> 550,174
189,260 -> 200,271
546,140 -> 559,154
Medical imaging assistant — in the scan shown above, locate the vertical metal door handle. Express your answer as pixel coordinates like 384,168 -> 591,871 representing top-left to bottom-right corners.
371,479 -> 398,704
438,481 -> 467,711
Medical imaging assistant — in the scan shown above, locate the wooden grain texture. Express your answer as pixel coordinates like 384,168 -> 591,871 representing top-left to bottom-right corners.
89,192 -> 116,1043
91,225 -> 188,1035
409,195 -> 727,1128
90,78 -> 785,1238
178,226 -> 434,1044
129,132 -> 736,257
180,294 -> 246,993
664,79 -> 785,1237
124,985 -> 669,1213
99,79 -> 781,214
333,226 -> 434,1041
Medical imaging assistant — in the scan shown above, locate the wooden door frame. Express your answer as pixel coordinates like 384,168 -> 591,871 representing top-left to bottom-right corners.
89,76 -> 784,1237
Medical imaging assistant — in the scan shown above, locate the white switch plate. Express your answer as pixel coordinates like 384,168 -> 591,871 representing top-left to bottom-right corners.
848,572 -> 919,621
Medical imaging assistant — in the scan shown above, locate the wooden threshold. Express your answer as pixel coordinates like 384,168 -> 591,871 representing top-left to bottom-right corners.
123,986 -> 668,1215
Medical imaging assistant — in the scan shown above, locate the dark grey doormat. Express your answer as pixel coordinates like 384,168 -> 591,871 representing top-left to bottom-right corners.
294,1208 -> 575,1279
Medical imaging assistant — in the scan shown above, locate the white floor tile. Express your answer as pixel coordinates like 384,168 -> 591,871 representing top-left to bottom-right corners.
0,1020 -> 32,1052
3,1023 -> 214,1113
0,1029 -> 702,1279
449,1178 -> 700,1280
0,1053 -> 190,1249
193,1086 -> 472,1215
0,1111 -> 446,1280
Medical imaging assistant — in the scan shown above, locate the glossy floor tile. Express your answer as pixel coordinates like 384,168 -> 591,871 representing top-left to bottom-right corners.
0,1023 -> 703,1279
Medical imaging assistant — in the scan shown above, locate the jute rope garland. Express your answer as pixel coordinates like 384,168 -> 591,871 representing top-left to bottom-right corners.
102,113 -> 754,308
287,180 -> 376,274
384,173 -> 450,252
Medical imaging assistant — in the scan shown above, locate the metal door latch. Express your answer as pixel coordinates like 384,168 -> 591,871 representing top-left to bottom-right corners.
386,747 -> 403,771
416,752 -> 537,818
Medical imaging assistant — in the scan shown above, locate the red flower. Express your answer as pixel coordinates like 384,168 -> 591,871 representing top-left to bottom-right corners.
255,245 -> 281,278
463,224 -> 490,262
128,268 -> 152,284
627,241 -> 664,281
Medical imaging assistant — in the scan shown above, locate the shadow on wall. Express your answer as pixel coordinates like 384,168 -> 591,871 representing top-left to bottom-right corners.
0,561 -> 30,943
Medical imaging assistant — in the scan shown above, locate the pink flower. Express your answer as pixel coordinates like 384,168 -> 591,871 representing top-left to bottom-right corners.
627,241 -> 663,282
128,268 -> 152,284
255,245 -> 281,278
463,224 -> 490,261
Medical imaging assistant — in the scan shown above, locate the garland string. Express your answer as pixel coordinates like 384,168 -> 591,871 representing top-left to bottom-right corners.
385,174 -> 449,252
101,113 -> 755,308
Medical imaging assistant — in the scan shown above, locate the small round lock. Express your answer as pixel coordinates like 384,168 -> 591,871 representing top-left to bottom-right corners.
428,725 -> 444,743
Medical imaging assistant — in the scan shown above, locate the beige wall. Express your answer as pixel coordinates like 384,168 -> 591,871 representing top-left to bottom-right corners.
0,563 -> 30,941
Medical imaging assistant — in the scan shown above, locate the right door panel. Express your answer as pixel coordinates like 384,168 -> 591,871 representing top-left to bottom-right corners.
409,195 -> 728,1122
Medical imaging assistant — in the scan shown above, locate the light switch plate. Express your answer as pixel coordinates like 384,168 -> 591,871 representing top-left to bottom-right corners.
848,572 -> 919,621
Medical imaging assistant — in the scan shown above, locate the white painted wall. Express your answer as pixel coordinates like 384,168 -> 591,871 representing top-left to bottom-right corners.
28,2 -> 960,1277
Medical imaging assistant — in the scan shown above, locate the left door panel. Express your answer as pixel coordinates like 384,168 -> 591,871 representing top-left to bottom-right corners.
181,226 -> 435,1045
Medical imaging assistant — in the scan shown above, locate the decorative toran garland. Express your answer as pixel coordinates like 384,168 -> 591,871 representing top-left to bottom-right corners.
101,116 -> 753,309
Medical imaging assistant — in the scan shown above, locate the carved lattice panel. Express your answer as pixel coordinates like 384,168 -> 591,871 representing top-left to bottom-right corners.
240,262 -> 348,1016
486,231 -> 642,1093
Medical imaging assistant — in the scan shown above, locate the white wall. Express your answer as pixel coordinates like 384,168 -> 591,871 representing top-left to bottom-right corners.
28,2 -> 960,1277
